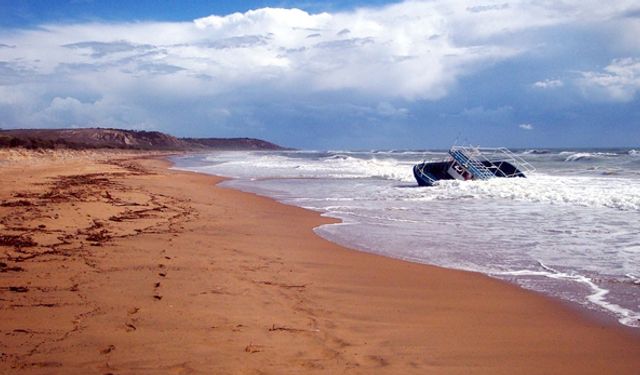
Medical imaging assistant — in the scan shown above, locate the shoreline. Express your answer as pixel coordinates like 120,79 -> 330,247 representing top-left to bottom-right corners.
147,155 -> 640,340
309,224 -> 640,333
181,160 -> 640,333
1,150 -> 639,373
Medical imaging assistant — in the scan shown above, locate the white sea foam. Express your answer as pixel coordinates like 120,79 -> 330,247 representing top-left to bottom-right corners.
423,175 -> 640,211
191,152 -> 640,212
197,151 -> 417,182
498,263 -> 640,328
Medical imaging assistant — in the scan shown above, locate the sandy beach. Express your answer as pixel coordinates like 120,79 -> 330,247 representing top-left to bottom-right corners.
1,150 -> 639,374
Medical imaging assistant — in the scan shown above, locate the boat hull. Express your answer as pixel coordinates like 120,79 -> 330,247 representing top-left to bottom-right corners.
413,160 -> 526,186
413,161 -> 452,186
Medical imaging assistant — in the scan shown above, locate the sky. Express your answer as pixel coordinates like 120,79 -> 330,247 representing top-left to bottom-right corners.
0,0 -> 639,149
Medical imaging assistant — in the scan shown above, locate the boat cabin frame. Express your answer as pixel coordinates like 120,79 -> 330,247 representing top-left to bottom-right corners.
413,145 -> 535,186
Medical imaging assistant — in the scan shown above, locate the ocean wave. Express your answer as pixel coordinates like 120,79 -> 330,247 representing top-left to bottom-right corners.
564,152 -> 618,162
186,152 -> 640,211
521,149 -> 551,155
196,151 -> 418,182
423,175 -> 640,211
324,154 -> 353,160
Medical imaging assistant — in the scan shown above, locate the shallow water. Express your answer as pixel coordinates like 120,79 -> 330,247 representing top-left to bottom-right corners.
173,148 -> 640,328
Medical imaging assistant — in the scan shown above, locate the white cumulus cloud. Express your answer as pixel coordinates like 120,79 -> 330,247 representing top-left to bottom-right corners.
579,57 -> 640,102
519,123 -> 534,130
533,79 -> 564,89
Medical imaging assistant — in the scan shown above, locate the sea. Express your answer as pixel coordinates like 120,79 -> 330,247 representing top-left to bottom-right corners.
172,148 -> 640,328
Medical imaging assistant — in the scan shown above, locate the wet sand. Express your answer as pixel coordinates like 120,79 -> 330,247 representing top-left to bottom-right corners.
1,150 -> 639,374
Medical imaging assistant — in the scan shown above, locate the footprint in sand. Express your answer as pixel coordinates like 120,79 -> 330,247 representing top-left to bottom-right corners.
158,263 -> 167,278
154,261 -> 167,299
127,307 -> 139,315
244,343 -> 263,353
100,345 -> 115,354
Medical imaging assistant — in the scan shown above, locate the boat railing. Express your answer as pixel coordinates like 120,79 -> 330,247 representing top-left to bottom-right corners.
449,148 -> 495,180
449,145 -> 536,178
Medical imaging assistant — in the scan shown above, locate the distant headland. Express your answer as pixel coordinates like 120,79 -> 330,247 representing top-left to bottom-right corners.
0,128 -> 287,151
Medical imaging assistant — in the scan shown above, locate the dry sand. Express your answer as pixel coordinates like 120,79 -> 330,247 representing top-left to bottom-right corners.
0,150 -> 639,374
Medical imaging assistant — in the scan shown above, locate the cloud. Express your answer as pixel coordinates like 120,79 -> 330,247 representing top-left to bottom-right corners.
62,40 -> 155,58
0,61 -> 39,84
519,123 -> 534,130
579,57 -> 640,102
533,79 -> 564,89
202,35 -> 270,49
0,0 -> 639,138
376,102 -> 409,117
467,3 -> 510,13
0,3 -> 555,106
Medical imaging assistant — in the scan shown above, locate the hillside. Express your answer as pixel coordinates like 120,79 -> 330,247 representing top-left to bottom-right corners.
183,137 -> 284,150
0,128 -> 286,151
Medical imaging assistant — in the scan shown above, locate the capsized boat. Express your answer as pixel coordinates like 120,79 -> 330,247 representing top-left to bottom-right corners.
413,145 -> 535,186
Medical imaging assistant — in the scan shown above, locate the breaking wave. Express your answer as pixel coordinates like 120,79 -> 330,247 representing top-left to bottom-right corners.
194,150 -> 640,212
521,149 -> 551,155
425,175 -> 640,211
202,151 -> 417,182
563,152 -> 618,162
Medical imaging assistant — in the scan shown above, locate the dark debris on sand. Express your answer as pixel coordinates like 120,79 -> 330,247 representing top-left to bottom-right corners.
0,235 -> 37,248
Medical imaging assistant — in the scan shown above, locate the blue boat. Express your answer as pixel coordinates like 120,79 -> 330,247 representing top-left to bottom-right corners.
413,146 -> 535,186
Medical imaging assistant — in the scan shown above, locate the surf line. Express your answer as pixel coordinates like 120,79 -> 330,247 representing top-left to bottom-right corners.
495,261 -> 640,328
